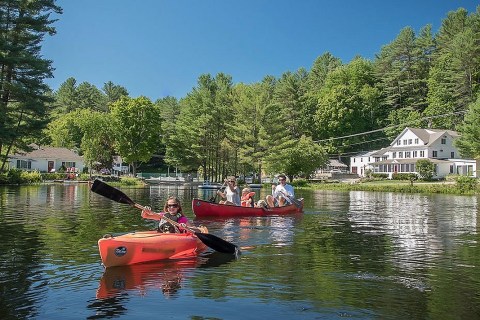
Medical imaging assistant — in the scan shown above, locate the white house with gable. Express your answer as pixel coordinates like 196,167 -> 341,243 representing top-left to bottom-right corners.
350,127 -> 476,179
8,144 -> 85,173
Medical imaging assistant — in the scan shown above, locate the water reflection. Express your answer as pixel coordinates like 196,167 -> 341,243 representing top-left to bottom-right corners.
96,259 -> 196,299
347,191 -> 478,271
91,252 -> 237,318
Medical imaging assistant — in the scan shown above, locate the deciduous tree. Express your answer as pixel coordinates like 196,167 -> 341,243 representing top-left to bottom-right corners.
110,96 -> 162,176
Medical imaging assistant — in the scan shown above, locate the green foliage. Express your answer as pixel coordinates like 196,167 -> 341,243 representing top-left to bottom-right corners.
264,135 -> 328,180
416,159 -> 436,180
291,178 -> 308,187
455,176 -> 478,193
110,96 -> 163,176
371,173 -> 389,179
52,78 -> 129,117
455,96 -> 480,158
20,171 -> 42,183
0,1 -> 62,172
119,177 -> 140,186
314,57 -> 385,153
0,169 -> 41,184
425,8 -> 480,130
392,173 -> 415,180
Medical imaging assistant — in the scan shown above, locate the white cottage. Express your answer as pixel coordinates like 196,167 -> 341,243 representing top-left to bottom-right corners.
350,127 -> 476,179
9,144 -> 85,173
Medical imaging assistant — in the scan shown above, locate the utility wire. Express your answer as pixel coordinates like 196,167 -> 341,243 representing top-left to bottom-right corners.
314,110 -> 467,143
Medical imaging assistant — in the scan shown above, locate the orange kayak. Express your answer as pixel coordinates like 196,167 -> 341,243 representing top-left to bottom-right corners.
98,231 -> 207,267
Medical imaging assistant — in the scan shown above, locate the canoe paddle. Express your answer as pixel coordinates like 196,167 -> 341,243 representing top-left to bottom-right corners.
208,180 -> 227,203
286,194 -> 302,208
90,179 -> 239,255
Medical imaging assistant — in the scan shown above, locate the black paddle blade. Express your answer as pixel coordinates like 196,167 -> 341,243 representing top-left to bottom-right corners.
195,232 -> 239,255
91,179 -> 135,206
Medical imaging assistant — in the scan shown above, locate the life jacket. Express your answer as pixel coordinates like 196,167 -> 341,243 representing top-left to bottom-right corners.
241,192 -> 256,207
158,212 -> 183,233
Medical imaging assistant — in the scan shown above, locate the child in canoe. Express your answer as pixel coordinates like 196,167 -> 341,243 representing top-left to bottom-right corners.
241,188 -> 256,207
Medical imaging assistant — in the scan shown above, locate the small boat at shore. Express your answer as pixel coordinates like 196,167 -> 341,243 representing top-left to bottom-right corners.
191,198 -> 303,217
97,231 -> 207,267
198,181 -> 223,189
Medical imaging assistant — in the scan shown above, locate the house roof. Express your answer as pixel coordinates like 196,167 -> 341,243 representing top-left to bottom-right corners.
11,145 -> 84,161
393,127 -> 459,147
352,147 -> 389,158
328,159 -> 348,168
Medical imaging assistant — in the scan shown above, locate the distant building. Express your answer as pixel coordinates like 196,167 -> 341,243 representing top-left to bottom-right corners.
112,155 -> 130,175
311,159 -> 350,180
350,127 -> 476,178
8,144 -> 85,173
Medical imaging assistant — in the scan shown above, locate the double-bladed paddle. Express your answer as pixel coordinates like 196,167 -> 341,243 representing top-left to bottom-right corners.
90,179 -> 239,255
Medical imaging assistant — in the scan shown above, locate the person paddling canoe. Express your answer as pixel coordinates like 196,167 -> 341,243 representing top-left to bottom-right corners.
266,174 -> 295,207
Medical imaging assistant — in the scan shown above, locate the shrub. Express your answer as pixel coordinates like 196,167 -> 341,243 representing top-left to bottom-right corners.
120,176 -> 140,185
416,159 -> 435,180
372,173 -> 388,179
291,178 -> 308,187
20,170 -> 42,183
79,173 -> 90,181
455,176 -> 478,193
392,173 -> 411,180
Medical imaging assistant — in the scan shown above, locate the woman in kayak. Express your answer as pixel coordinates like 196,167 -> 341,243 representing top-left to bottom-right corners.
141,196 -> 189,233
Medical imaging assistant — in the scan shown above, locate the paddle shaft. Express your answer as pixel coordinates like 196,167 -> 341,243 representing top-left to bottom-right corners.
135,203 -> 197,233
209,180 -> 227,203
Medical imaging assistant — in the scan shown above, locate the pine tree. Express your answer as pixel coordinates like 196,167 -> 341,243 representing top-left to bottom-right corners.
0,0 -> 62,171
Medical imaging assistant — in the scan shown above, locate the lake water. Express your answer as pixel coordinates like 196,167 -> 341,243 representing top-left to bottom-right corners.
0,183 -> 479,319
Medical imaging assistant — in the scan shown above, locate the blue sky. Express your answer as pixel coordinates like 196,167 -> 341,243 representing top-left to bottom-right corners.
42,0 -> 478,100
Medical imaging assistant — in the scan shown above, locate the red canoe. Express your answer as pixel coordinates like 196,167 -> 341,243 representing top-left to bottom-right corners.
191,198 -> 303,217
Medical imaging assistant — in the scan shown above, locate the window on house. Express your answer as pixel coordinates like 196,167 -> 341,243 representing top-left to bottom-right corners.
62,162 -> 76,168
398,152 -> 403,158
433,151 -> 437,157
405,151 -> 411,158
413,151 -> 417,158
441,138 -> 446,144
450,165 -> 454,174
415,138 -> 419,144
361,158 -> 363,162
353,158 -> 356,163
408,139 -> 412,145
420,151 -> 425,157
17,160 -> 32,169
383,156 -> 388,161
451,152 -> 454,158
403,139 -> 407,145
392,152 -> 396,158
397,140 -> 401,146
